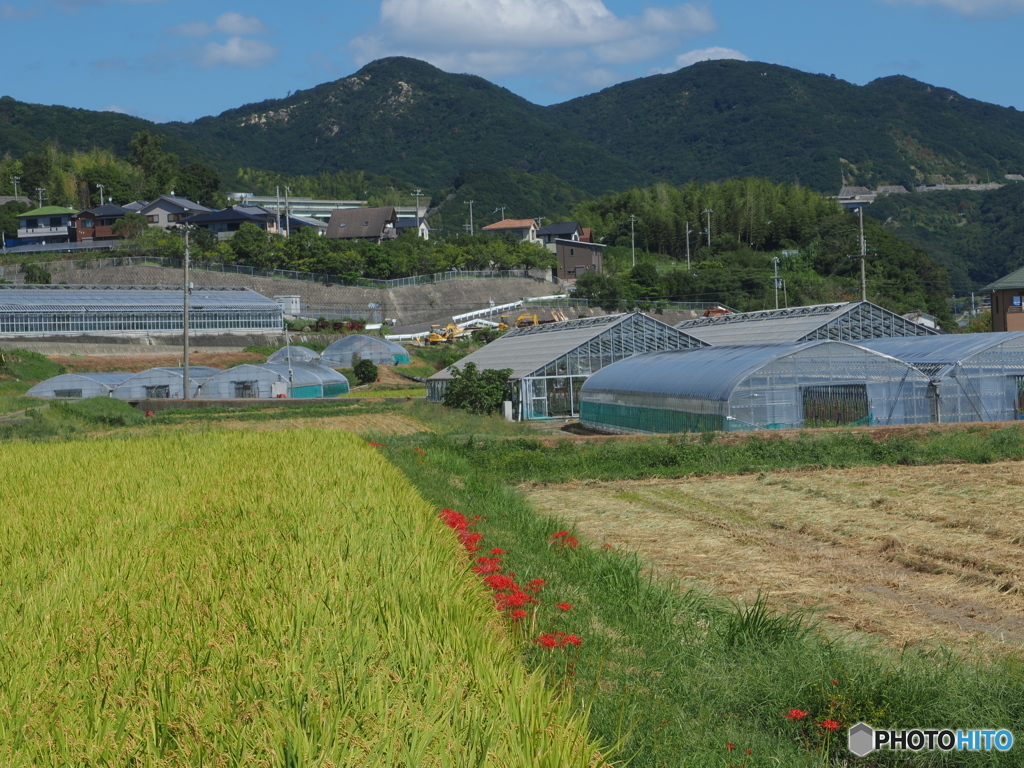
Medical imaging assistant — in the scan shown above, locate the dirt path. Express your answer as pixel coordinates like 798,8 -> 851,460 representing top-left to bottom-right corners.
522,462 -> 1024,654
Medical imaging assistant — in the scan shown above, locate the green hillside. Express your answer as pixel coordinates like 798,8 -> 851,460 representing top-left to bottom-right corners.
546,60 -> 1024,193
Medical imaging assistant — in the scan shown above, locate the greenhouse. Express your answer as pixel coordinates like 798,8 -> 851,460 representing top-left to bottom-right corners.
111,367 -> 222,400
857,332 -> 1024,423
428,312 -> 706,420
0,285 -> 283,337
675,301 -> 939,345
320,335 -> 410,367
579,341 -> 934,434
266,345 -> 322,364
27,372 -> 134,399
202,363 -> 350,399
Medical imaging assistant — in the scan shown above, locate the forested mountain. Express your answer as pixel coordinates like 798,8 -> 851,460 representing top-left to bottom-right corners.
547,60 -> 1024,192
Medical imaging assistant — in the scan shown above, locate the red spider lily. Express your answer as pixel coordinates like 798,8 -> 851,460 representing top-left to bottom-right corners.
367,440 -> 387,448
472,556 -> 503,574
550,531 -> 569,538
495,589 -> 535,611
525,578 -> 545,593
819,719 -> 841,731
556,603 -> 572,611
510,609 -> 528,619
483,573 -> 517,591
535,633 -> 560,649
831,679 -> 839,686
726,742 -> 735,751
552,535 -> 579,549
489,547 -> 505,554
562,634 -> 582,646
439,508 -> 469,532
785,708 -> 808,721
745,748 -> 752,755
533,631 -> 583,649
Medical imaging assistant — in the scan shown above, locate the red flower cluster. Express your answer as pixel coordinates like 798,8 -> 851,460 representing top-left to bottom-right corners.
534,632 -> 582,649
785,708 -> 808,721
556,602 -> 573,611
549,530 -> 579,548
819,719 -> 841,732
438,508 -> 483,553
367,439 -> 387,448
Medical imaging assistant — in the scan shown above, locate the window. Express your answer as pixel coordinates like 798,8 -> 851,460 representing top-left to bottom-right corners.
81,219 -> 94,228
147,215 -> 159,224
234,381 -> 256,398
49,217 -> 63,227
802,385 -> 868,427
168,212 -> 188,222
25,219 -> 38,228
363,220 -> 370,226
54,389 -> 83,398
145,385 -> 170,398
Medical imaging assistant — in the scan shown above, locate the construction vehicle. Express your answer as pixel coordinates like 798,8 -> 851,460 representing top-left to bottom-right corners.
514,313 -> 540,327
703,305 -> 733,318
426,323 -> 473,344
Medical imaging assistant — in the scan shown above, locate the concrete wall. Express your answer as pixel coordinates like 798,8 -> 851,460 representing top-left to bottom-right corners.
32,262 -> 561,327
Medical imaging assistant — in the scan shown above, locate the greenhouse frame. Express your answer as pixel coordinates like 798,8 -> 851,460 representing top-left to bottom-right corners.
202,363 -> 349,399
267,345 -> 322,364
579,341 -> 934,434
111,367 -> 222,400
428,312 -> 706,420
320,335 -> 410,367
675,301 -> 939,345
27,372 -> 134,399
0,285 -> 283,337
857,332 -> 1024,423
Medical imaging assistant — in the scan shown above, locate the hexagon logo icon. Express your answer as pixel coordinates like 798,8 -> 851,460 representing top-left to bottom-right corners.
848,722 -> 874,757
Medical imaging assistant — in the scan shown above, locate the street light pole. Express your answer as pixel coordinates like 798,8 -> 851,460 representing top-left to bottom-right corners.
702,209 -> 713,248
182,225 -> 191,400
464,200 -> 474,234
685,221 -> 691,270
36,188 -> 45,208
97,184 -> 105,206
413,189 -> 424,226
858,205 -> 867,302
9,176 -> 19,201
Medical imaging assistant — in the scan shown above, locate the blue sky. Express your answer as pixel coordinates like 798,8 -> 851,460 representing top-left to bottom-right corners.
4,0 -> 1023,123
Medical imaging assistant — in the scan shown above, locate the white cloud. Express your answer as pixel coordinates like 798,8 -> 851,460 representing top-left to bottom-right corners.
170,12 -> 269,38
350,0 -> 716,76
880,0 -> 1024,14
197,37 -> 278,68
661,46 -> 750,72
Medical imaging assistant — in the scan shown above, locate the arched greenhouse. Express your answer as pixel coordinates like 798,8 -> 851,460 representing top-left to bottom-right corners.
202,363 -> 349,399
267,345 -> 322,364
321,335 -> 410,367
111,367 -> 221,400
27,372 -> 135,399
579,341 -> 934,434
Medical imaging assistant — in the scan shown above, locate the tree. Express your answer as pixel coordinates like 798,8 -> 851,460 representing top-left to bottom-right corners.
23,264 -> 52,284
352,358 -> 379,384
128,131 -> 178,200
441,362 -> 512,415
176,163 -> 222,208
230,222 -> 274,267
111,212 -> 147,240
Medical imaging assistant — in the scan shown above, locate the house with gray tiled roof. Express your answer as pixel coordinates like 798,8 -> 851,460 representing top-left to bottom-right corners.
325,206 -> 398,243
137,195 -> 212,231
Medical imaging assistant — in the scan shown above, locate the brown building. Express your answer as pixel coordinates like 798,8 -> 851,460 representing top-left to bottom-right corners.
325,206 -> 398,243
555,239 -> 604,282
72,204 -> 130,241
983,266 -> 1024,331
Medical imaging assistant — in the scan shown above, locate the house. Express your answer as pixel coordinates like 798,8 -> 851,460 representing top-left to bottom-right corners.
981,265 -> 1024,332
137,195 -> 212,231
481,218 -> 539,243
537,221 -> 583,251
184,204 -> 280,238
555,239 -> 604,281
16,206 -> 77,244
71,204 -> 130,242
395,216 -> 430,240
325,206 -> 399,243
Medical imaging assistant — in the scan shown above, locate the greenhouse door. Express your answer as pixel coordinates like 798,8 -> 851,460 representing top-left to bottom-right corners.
802,384 -> 868,427
1014,377 -> 1024,419
234,381 -> 257,398
145,385 -> 170,398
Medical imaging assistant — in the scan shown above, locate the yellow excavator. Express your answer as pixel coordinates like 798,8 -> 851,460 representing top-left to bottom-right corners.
426,323 -> 473,344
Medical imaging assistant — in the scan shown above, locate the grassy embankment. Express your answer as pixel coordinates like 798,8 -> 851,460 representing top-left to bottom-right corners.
377,425 -> 1024,767
0,429 -> 605,766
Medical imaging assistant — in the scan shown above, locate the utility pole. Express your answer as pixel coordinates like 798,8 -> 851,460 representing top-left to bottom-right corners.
9,176 -> 19,201
493,205 -> 506,220
275,185 -> 282,235
628,214 -> 637,267
685,221 -> 691,270
36,188 -> 45,208
97,184 -> 105,206
413,189 -> 424,226
464,200 -> 474,234
702,209 -> 713,248
857,205 -> 867,302
284,186 -> 291,237
773,256 -> 781,310
182,225 -> 191,401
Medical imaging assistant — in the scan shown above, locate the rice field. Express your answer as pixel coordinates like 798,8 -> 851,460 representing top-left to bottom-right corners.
0,430 -> 603,766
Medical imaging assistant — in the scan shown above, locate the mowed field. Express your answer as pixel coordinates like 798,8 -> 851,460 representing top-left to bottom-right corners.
523,461 -> 1024,654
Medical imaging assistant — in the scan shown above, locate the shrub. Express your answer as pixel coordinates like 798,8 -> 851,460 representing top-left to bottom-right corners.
353,358 -> 379,385
441,362 -> 512,415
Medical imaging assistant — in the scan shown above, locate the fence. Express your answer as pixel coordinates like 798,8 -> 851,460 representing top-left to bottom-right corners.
0,256 -> 554,290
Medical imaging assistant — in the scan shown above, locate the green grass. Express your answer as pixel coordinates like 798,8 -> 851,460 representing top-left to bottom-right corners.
0,349 -> 65,395
0,430 -> 605,766
381,432 -> 1024,767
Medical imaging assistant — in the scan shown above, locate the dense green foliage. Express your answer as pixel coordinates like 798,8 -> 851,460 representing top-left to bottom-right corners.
352,358 -> 379,385
571,181 -> 952,322
869,183 -> 1024,291
441,362 -> 512,415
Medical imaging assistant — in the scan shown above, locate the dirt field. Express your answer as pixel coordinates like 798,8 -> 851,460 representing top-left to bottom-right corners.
51,352 -> 266,373
522,462 -> 1024,654
216,413 -> 428,434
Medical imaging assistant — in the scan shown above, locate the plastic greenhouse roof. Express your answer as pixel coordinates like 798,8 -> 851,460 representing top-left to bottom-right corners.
267,346 -> 321,363
215,363 -> 347,387
27,372 -> 134,395
322,335 -> 407,355
120,366 -> 222,382
857,332 -> 1024,376
429,313 -> 701,381
580,341 -> 907,402
0,285 -> 282,314
674,301 -> 936,345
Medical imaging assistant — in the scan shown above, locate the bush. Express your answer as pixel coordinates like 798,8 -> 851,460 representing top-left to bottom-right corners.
51,397 -> 145,427
441,362 -> 512,415
353,358 -> 379,385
